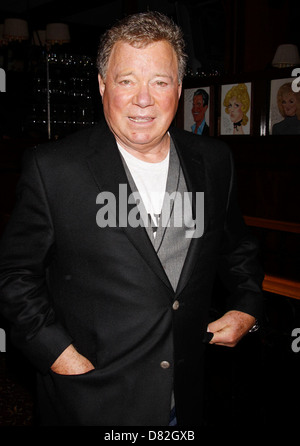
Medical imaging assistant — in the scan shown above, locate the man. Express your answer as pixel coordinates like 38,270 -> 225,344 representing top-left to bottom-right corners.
191,89 -> 210,135
0,12 -> 263,426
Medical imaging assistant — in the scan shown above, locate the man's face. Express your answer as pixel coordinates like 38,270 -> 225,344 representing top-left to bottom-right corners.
98,40 -> 182,154
192,94 -> 207,124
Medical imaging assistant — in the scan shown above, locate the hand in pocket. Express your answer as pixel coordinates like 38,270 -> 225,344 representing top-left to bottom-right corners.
51,344 -> 95,375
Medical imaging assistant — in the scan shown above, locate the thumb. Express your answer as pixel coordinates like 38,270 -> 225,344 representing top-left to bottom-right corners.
207,317 -> 230,345
207,316 -> 227,334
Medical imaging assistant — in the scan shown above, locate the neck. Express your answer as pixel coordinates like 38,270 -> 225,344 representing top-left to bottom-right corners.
195,118 -> 204,128
116,133 -> 170,163
233,118 -> 243,130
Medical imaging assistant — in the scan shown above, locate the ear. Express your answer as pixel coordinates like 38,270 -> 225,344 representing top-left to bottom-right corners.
178,82 -> 182,100
98,74 -> 105,97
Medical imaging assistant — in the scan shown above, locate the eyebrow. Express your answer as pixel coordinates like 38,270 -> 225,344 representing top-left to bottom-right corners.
114,71 -> 134,80
116,72 -> 174,80
154,74 -> 174,81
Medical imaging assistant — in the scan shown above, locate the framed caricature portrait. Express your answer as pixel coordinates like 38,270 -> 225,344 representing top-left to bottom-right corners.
220,82 -> 252,135
183,87 -> 211,136
269,77 -> 300,135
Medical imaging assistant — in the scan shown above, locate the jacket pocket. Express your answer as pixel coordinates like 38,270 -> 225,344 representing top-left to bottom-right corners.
48,368 -> 116,425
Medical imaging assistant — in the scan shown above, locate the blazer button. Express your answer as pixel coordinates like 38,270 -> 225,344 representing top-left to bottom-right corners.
160,361 -> 170,369
172,300 -> 180,310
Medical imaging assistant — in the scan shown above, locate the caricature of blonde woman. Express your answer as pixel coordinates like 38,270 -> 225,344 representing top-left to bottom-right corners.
272,82 -> 300,135
223,83 -> 250,134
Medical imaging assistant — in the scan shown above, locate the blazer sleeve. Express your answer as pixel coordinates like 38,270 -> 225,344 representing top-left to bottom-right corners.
0,147 -> 73,374
217,150 -> 264,321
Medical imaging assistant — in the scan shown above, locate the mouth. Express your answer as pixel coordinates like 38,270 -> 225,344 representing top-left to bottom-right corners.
128,116 -> 154,123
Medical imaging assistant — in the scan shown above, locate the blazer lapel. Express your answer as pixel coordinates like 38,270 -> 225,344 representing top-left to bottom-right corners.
169,128 -> 209,297
85,123 -> 172,290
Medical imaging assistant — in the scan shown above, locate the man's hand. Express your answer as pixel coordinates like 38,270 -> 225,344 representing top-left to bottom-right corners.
207,310 -> 256,347
51,344 -> 95,375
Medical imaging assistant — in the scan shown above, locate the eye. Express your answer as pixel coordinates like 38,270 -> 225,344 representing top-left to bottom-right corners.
156,81 -> 168,87
119,79 -> 132,86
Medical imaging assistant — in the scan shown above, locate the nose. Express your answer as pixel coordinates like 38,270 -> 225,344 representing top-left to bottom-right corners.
133,83 -> 154,108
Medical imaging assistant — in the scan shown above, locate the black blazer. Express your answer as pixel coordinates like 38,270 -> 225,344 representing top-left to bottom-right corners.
0,121 -> 264,426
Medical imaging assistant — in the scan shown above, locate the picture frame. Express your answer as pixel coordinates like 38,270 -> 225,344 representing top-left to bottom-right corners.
219,82 -> 252,135
268,76 -> 300,135
183,86 -> 213,136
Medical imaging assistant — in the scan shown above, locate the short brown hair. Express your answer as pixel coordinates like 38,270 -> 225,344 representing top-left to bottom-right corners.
96,11 -> 187,81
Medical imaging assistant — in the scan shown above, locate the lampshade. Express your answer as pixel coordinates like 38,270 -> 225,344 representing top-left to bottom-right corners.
3,18 -> 29,42
46,23 -> 70,45
272,44 -> 300,68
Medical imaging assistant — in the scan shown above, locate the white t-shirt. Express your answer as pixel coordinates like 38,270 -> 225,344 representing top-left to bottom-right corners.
118,143 -> 169,230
